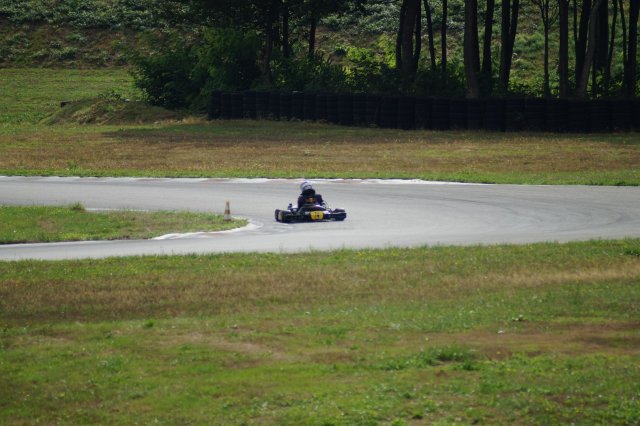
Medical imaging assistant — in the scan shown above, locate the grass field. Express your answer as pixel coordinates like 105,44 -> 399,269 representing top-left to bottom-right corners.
1,240 -> 640,424
1,68 -> 639,185
0,204 -> 246,244
2,67 -> 640,424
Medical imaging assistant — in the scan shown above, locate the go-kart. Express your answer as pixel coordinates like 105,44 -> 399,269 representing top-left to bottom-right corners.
275,203 -> 347,223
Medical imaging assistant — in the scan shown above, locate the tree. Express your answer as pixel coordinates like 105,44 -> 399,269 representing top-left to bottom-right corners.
464,0 -> 481,97
423,0 -> 437,71
575,0 -> 591,88
625,0 -> 640,96
442,0 -> 448,85
558,0 -> 570,97
576,0 -> 604,98
481,0 -> 496,95
533,0 -> 559,97
396,0 -> 422,89
498,0 -> 520,93
306,0 -> 350,57
604,0 -> 618,95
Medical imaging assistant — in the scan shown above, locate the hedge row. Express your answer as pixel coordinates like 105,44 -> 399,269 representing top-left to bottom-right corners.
207,91 -> 640,133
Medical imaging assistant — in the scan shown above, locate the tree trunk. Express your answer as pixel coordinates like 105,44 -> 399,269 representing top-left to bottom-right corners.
396,0 -> 407,72
424,0 -> 437,71
262,0 -> 281,85
481,0 -> 496,95
627,0 -> 640,97
619,0 -> 627,86
544,18 -> 550,97
604,0 -> 617,96
595,0 -> 609,70
282,3 -> 290,58
398,0 -> 421,89
576,0 -> 592,86
309,14 -> 317,57
442,0 -> 448,84
559,0 -> 569,97
414,0 -> 422,70
577,0 -> 604,98
498,0 -> 520,93
465,0 -> 481,97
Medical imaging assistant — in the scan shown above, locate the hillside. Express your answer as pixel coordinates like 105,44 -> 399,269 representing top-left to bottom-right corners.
0,0 -> 632,97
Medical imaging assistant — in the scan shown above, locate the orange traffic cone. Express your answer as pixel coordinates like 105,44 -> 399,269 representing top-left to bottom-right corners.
224,201 -> 231,221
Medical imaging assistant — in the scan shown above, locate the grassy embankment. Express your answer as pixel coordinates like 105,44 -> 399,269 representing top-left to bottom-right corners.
1,68 -> 639,185
0,204 -> 245,244
2,239 -> 640,424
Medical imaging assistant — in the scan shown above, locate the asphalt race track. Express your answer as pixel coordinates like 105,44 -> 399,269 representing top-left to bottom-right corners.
1,176 -> 639,260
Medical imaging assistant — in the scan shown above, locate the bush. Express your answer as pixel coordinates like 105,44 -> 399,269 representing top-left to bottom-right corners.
272,53 -> 347,92
130,34 -> 200,109
196,28 -> 261,91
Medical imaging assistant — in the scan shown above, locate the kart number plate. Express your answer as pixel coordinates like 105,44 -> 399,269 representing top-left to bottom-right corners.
310,211 -> 324,220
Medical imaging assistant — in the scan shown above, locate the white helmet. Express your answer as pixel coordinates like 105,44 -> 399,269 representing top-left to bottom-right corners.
300,180 -> 313,192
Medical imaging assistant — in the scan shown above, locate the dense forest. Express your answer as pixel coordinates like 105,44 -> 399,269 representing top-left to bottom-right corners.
1,0 -> 638,108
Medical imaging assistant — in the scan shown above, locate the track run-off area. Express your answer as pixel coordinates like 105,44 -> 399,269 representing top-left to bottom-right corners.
1,176 -> 639,261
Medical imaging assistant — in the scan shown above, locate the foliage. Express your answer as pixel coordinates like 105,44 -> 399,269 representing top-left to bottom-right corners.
196,28 -> 261,91
272,53 -> 348,92
0,0 -> 191,29
129,33 -> 201,109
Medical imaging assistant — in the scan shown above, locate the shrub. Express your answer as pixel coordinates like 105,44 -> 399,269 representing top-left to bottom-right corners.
196,28 -> 261,91
272,53 -> 347,92
130,33 -> 200,109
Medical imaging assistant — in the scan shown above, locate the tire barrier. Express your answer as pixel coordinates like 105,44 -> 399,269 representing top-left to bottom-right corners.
291,92 -> 304,121
633,100 -> 640,132
568,100 -> 589,133
338,93 -> 354,126
230,92 -> 243,119
589,99 -> 612,133
414,97 -> 427,129
326,94 -> 340,124
484,98 -> 505,131
505,98 -> 526,132
449,98 -> 467,130
255,91 -> 269,119
315,93 -> 328,122
242,91 -> 256,119
379,96 -> 398,128
208,90 -> 637,133
431,98 -> 450,130
524,98 -> 545,131
279,92 -> 292,120
221,92 -> 233,119
303,92 -> 316,122
397,96 -> 416,130
611,99 -> 632,132
365,94 -> 380,126
268,91 -> 280,120
352,94 -> 367,126
207,90 -> 222,120
545,98 -> 568,132
466,98 -> 485,130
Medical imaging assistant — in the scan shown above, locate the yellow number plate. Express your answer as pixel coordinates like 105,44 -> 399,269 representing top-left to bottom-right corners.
310,211 -> 324,220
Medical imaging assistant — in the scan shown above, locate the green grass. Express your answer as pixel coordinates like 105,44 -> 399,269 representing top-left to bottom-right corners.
1,240 -> 640,424
0,67 -> 140,126
2,68 -> 640,185
0,204 -> 246,243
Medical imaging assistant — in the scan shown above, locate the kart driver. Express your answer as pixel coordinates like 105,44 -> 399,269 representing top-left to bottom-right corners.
297,180 -> 325,208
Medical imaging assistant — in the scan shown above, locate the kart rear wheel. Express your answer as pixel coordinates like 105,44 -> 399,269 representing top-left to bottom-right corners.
275,209 -> 293,223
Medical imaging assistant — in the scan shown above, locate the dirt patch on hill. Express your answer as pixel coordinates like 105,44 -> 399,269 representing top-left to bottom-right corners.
42,96 -> 184,125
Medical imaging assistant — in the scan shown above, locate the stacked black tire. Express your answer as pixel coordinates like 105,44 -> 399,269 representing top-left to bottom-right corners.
208,90 -> 640,133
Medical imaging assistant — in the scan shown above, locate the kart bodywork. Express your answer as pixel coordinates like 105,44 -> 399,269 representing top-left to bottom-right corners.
275,203 -> 347,223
